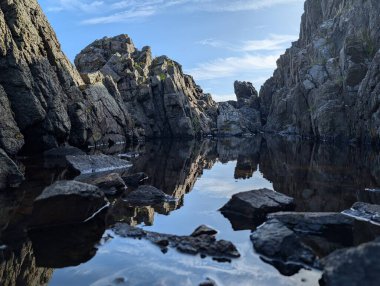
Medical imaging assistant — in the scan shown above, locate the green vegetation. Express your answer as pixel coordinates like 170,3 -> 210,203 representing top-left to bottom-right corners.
159,73 -> 166,81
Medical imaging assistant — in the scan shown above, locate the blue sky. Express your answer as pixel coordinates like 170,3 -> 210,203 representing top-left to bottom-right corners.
39,0 -> 304,101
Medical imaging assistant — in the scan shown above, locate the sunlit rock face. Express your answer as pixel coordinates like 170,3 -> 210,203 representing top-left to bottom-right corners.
75,35 -> 218,139
259,0 -> 380,143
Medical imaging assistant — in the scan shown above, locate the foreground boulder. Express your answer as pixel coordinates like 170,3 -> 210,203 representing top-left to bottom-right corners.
251,212 -> 354,275
113,223 -> 240,261
0,149 -> 24,189
343,202 -> 380,224
321,239 -> 380,286
30,181 -> 108,227
124,185 -> 176,206
220,189 -> 295,229
66,154 -> 132,174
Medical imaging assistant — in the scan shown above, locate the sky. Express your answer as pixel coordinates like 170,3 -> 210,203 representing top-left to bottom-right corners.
39,0 -> 305,101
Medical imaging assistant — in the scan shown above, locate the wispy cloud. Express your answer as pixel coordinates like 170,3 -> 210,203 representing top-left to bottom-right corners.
187,54 -> 279,81
46,0 -> 303,24
198,34 -> 298,52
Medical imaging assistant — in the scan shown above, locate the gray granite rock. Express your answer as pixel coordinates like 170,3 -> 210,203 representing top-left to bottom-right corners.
66,154 -> 132,174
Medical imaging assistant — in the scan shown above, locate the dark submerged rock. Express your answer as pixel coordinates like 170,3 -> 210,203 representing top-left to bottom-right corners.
113,223 -> 240,260
30,180 -> 108,227
66,154 -> 132,174
220,189 -> 295,228
250,212 -> 354,274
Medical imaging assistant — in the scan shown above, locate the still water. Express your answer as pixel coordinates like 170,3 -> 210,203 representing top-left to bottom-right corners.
2,136 -> 379,285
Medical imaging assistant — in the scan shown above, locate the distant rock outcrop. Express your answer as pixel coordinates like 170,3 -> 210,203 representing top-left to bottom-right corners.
257,0 -> 380,142
217,81 -> 261,136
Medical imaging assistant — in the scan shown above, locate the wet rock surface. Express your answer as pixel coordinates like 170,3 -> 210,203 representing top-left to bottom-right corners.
251,212 -> 354,274
31,180 -> 108,227
343,202 -> 380,224
320,239 -> 380,286
66,154 -> 132,174
113,223 -> 240,261
220,189 -> 295,228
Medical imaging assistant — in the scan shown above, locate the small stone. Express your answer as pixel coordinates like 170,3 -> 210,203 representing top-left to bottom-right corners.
191,225 -> 218,237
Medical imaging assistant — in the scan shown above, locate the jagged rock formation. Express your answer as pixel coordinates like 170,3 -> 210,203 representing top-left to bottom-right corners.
259,0 -> 380,142
217,81 -> 261,136
0,0 -> 135,153
75,35 -> 218,138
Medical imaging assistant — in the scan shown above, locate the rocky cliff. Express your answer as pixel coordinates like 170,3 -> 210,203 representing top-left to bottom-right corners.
259,0 -> 380,143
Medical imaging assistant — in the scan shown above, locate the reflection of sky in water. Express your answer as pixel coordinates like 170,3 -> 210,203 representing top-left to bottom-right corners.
49,161 -> 321,286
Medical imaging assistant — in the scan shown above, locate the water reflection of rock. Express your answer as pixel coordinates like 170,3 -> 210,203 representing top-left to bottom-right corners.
260,136 -> 380,212
0,240 -> 53,286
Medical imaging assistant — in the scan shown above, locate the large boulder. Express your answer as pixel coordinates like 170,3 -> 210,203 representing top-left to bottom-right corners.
30,180 -> 108,227
220,189 -> 295,228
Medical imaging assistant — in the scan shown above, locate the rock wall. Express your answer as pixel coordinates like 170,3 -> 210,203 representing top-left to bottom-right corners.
259,0 -> 380,143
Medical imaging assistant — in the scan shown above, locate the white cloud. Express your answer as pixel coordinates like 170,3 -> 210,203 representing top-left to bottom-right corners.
45,0 -> 303,24
198,34 -> 297,52
186,54 -> 279,81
